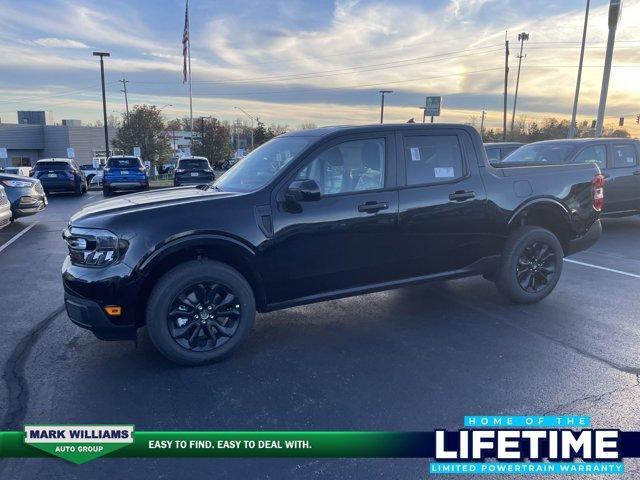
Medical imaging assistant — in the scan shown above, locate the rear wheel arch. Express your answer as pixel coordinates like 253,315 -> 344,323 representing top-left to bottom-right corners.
509,199 -> 572,254
135,236 -> 266,324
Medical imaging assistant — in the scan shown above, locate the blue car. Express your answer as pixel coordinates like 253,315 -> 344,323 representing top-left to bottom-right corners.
103,156 -> 149,197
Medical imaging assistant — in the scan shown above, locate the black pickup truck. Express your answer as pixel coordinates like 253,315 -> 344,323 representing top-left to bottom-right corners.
62,124 -> 603,365
498,138 -> 640,217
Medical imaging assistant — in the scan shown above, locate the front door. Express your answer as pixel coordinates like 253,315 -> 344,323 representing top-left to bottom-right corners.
396,129 -> 489,278
264,133 -> 399,306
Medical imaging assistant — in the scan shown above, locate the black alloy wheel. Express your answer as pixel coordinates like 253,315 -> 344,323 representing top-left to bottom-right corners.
516,240 -> 557,293
168,282 -> 241,352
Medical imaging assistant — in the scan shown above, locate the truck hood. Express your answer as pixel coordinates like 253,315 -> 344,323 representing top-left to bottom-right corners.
70,187 -> 237,225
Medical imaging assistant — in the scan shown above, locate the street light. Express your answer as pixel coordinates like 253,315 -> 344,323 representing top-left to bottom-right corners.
568,0 -> 591,138
234,106 -> 255,150
379,90 -> 393,124
595,0 -> 623,137
93,51 -> 110,157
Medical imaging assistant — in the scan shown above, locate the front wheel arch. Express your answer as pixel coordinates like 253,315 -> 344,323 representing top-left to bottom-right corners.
135,236 -> 266,325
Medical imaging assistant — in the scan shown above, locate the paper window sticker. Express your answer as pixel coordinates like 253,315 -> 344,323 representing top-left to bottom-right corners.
410,147 -> 421,161
434,167 -> 455,178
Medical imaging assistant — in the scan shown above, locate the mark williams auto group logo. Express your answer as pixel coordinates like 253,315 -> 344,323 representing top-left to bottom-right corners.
430,415 -> 623,475
24,425 -> 134,464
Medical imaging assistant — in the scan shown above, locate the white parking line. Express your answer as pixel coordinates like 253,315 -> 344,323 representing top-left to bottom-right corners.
564,258 -> 640,279
0,222 -> 38,254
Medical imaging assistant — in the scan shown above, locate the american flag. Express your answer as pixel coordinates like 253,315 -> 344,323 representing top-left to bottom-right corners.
182,0 -> 189,83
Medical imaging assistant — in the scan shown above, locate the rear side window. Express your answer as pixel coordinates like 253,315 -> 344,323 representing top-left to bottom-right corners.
612,144 -> 637,168
107,157 -> 141,168
35,162 -> 71,171
404,135 -> 464,185
574,145 -> 606,169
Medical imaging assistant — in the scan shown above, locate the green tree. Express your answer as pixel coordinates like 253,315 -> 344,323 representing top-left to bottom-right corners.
112,105 -> 171,168
193,117 -> 234,167
253,119 -> 274,147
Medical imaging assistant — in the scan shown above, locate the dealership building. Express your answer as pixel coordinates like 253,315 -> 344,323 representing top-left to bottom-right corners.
0,111 -> 115,168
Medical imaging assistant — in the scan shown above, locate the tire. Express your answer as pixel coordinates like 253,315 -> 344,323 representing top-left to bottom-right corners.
495,226 -> 563,304
74,182 -> 83,196
102,186 -> 111,197
146,260 -> 256,366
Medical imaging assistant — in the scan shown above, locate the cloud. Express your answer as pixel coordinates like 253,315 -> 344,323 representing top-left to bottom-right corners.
33,37 -> 89,49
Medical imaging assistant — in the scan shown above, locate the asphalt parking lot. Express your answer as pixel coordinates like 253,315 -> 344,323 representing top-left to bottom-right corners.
0,191 -> 639,479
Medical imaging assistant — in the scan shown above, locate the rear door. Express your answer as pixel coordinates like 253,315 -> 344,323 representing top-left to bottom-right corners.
604,143 -> 640,214
396,128 -> 489,278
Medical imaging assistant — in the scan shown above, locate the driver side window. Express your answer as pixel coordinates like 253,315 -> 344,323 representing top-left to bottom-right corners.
297,138 -> 385,195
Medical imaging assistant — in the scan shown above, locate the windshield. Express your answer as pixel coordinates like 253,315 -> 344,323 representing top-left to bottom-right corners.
498,143 -> 577,166
107,157 -> 142,169
214,137 -> 311,192
178,159 -> 210,170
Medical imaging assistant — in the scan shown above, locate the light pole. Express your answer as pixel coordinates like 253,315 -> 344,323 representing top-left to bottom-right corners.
510,32 -> 529,137
595,0 -> 622,137
379,90 -> 392,124
568,0 -> 591,138
93,51 -> 110,158
234,106 -> 255,150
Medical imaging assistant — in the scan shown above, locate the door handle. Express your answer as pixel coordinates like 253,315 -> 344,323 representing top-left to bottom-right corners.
358,201 -> 389,213
448,190 -> 476,201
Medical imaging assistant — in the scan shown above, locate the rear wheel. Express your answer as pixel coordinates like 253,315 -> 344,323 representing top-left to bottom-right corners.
495,226 -> 563,304
74,182 -> 83,196
146,260 -> 256,365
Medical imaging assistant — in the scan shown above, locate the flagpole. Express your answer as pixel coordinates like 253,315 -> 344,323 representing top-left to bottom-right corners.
187,0 -> 193,148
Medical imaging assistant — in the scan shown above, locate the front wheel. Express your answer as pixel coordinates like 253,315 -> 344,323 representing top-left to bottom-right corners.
495,226 -> 563,304
146,260 -> 256,365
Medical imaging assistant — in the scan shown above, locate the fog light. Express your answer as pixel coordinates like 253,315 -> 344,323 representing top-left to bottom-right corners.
104,306 -> 122,316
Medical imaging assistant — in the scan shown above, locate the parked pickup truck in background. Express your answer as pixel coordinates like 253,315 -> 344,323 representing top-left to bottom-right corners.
499,138 -> 640,218
484,142 -> 524,164
63,124 -> 603,365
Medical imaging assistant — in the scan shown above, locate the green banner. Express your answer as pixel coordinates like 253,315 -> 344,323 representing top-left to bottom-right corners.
1,429 -> 421,463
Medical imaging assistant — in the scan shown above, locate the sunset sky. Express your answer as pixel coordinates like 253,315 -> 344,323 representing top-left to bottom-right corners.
0,0 -> 638,134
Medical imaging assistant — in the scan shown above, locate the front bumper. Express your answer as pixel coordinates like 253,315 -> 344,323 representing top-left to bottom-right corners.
11,194 -> 46,218
62,256 -> 143,341
567,219 -> 602,256
65,293 -> 137,340
0,206 -> 11,227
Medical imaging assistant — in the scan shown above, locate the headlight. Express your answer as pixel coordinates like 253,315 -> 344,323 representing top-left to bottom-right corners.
62,227 -> 128,267
2,179 -> 32,188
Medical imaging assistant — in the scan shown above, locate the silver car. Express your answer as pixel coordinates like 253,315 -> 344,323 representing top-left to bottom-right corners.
0,185 -> 12,228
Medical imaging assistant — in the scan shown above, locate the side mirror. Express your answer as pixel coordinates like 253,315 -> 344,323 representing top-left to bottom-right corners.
285,179 -> 321,203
